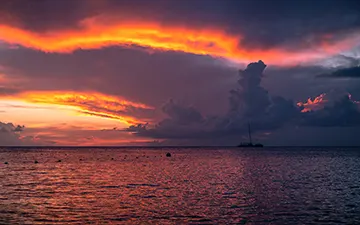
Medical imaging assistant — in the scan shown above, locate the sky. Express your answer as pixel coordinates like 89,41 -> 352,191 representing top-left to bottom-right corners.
1,0 -> 360,146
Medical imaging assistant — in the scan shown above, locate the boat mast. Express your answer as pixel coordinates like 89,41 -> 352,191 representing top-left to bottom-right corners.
248,122 -> 252,144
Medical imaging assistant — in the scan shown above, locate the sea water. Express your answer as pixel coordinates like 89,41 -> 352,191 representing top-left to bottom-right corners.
0,147 -> 359,224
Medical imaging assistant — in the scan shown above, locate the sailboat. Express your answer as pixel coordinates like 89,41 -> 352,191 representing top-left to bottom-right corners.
237,123 -> 263,147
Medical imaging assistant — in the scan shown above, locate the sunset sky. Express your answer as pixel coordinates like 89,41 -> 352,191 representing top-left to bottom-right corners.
1,0 -> 360,146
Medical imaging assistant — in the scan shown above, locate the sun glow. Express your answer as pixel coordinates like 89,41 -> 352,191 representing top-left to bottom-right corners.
1,91 -> 153,125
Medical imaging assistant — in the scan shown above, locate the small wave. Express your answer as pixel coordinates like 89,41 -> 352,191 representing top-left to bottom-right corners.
4,182 -> 41,187
109,217 -> 129,221
172,215 -> 202,219
142,195 -> 156,199
100,185 -> 121,189
126,183 -> 160,189
189,218 -> 213,223
222,196 -> 236,198
109,215 -> 140,220
127,183 -> 160,187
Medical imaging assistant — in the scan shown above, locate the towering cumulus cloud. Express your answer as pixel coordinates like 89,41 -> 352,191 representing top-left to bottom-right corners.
227,61 -> 299,131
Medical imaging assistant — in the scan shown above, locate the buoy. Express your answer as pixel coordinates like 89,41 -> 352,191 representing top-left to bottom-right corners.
34,160 -> 39,164
166,152 -> 171,157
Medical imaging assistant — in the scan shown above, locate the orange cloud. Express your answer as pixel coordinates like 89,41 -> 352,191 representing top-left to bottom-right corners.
0,17 -> 359,66
348,93 -> 360,108
297,93 -> 327,112
6,91 -> 154,125
298,92 -> 360,113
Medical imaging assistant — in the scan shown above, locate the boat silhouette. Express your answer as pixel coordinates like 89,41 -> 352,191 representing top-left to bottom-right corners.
237,123 -> 263,147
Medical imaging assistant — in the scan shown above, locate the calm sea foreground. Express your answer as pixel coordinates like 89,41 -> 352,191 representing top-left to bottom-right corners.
0,147 -> 359,224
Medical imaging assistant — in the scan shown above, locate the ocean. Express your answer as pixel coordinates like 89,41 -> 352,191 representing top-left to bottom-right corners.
0,147 -> 359,224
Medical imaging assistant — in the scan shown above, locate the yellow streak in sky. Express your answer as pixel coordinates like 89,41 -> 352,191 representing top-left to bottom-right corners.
2,91 -> 153,125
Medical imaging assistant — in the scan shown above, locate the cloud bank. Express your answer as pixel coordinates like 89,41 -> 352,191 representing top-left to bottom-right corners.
1,0 -> 360,66
0,122 -> 28,145
126,60 -> 360,145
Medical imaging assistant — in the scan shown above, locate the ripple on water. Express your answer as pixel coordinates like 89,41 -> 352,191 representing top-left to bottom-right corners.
142,195 -> 157,199
109,217 -> 129,221
100,185 -> 121,189
0,147 -> 360,224
188,218 -> 213,224
126,183 -> 160,187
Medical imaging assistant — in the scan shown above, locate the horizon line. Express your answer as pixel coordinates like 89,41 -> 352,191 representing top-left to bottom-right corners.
1,145 -> 360,148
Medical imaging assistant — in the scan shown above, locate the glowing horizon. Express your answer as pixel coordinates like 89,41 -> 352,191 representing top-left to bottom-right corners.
0,90 -> 157,146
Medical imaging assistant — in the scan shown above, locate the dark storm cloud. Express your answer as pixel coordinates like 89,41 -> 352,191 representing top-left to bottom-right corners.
3,42 -> 360,144
263,54 -> 360,101
125,100 -> 222,139
226,61 -> 300,131
318,66 -> 360,79
332,54 -> 360,67
0,122 -> 28,145
0,0 -> 91,31
2,0 -> 360,145
0,47 -> 235,115
315,54 -> 360,80
126,60 -> 360,144
301,95 -> 360,127
0,122 -> 23,133
1,0 -> 360,50
127,61 -> 301,141
263,65 -> 331,100
13,125 -> 24,132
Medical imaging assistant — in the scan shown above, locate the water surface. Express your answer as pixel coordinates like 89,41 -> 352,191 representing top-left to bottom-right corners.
0,147 -> 359,224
